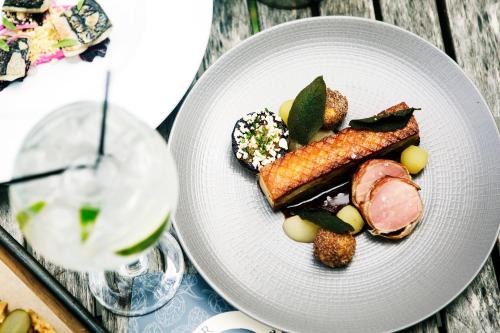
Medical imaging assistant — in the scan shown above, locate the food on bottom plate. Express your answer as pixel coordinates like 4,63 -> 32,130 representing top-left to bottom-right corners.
0,301 -> 55,333
231,109 -> 289,172
231,77 -> 428,268
323,88 -> 348,129
0,0 -> 112,91
259,102 -> 419,209
362,176 -> 423,239
313,229 -> 356,268
2,0 -> 51,14
351,159 -> 410,208
400,145 -> 429,174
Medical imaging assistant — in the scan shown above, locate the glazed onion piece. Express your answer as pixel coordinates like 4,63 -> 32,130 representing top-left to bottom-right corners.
352,159 -> 410,208
362,176 -> 423,239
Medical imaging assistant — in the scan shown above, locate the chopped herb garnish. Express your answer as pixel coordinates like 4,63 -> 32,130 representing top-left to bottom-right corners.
16,201 -> 46,230
54,39 -> 79,48
2,17 -> 16,31
0,39 -> 9,52
77,0 -> 85,10
80,205 -> 100,242
349,108 -> 420,132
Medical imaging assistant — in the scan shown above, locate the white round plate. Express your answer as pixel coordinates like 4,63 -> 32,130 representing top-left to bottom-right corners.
170,17 -> 500,333
0,0 -> 212,181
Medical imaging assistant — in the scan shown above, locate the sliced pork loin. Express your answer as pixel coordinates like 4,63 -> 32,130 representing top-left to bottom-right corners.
362,176 -> 423,239
352,159 -> 410,209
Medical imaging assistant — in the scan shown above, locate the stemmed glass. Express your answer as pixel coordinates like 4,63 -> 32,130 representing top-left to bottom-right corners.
8,101 -> 184,316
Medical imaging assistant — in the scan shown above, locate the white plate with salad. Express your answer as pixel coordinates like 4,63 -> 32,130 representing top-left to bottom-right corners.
0,0 -> 212,182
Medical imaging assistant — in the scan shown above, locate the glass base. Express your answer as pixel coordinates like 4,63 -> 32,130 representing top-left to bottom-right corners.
88,233 -> 185,316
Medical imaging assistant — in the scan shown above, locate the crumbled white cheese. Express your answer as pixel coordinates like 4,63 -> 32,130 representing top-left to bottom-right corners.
279,138 -> 288,150
233,109 -> 289,170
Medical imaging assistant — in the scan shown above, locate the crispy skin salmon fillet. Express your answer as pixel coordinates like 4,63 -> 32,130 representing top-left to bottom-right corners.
258,102 -> 419,209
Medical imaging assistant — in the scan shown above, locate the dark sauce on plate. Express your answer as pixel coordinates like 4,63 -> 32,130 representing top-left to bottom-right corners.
282,181 -> 351,217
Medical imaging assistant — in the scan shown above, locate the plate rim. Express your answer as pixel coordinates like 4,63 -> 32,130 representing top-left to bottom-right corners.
170,16 -> 500,333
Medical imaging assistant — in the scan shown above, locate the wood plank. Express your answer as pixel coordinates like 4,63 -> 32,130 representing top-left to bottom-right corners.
0,188 -> 22,243
141,1 -> 252,331
446,0 -> 500,129
257,2 -> 312,29
200,0 -> 251,71
443,1 -> 500,329
319,0 -> 374,18
381,1 -> 500,332
379,0 -> 444,50
445,257 -> 500,331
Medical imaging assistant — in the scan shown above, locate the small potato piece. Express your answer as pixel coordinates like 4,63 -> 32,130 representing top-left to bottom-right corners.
337,205 -> 365,234
279,99 -> 294,125
283,215 -> 320,243
401,145 -> 428,174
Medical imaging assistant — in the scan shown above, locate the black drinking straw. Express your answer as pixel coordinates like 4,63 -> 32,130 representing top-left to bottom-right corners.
1,71 -> 112,188
96,71 -> 111,166
0,164 -> 91,187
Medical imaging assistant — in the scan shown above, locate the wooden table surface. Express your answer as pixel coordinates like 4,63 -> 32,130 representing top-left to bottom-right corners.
1,0 -> 500,332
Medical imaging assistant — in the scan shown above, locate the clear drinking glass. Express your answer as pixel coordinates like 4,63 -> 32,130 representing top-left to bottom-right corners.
9,101 -> 184,316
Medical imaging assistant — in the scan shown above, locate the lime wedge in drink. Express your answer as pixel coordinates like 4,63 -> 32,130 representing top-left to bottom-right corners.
16,201 -> 46,230
115,213 -> 170,256
80,206 -> 100,242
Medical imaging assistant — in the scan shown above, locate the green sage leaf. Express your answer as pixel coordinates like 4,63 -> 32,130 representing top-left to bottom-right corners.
54,38 -> 79,48
288,76 -> 327,145
349,108 -> 420,132
296,209 -> 354,234
2,17 -> 16,31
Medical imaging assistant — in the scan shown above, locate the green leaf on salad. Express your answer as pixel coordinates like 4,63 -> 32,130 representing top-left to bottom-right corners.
0,39 -> 9,52
115,213 -> 170,256
2,17 -> 16,31
76,0 -> 85,10
296,209 -> 354,234
349,108 -> 420,132
54,38 -> 79,49
80,205 -> 100,242
16,201 -> 46,230
287,76 -> 327,145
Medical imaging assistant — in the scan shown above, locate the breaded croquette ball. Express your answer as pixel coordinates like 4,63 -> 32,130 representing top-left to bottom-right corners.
313,229 -> 356,268
323,88 -> 348,129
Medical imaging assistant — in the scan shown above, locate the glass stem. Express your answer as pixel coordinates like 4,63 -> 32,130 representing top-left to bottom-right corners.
119,255 -> 149,278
